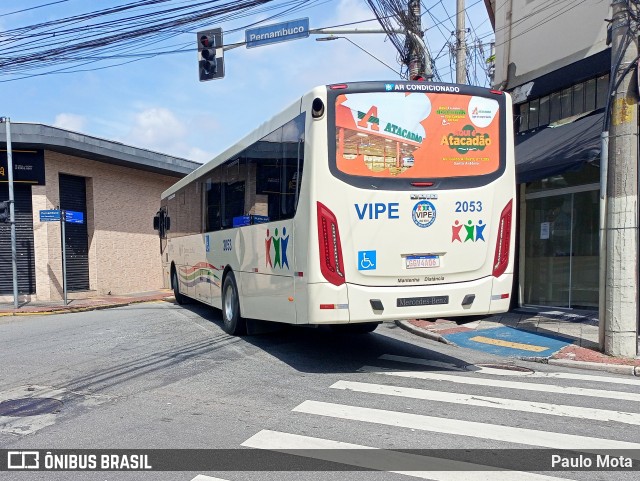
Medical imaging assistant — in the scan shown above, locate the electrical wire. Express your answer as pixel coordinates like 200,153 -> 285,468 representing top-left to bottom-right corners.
0,0 -> 71,18
0,0 -> 310,77
0,0 -> 496,85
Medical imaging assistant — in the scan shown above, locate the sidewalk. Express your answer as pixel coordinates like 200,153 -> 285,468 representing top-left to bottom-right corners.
0,289 -> 173,316
397,309 -> 640,377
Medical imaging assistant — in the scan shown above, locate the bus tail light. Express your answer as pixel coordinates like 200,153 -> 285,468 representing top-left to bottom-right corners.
317,202 -> 346,286
492,200 -> 513,277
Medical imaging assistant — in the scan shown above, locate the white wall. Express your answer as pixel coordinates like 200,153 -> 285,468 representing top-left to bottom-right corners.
492,0 -> 610,89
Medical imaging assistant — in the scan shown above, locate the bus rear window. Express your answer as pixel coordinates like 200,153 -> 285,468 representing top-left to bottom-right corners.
334,92 -> 500,179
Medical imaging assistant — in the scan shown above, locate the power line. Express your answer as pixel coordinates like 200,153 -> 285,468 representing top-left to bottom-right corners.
0,0 -> 71,18
0,0 -> 309,76
0,0 -> 497,85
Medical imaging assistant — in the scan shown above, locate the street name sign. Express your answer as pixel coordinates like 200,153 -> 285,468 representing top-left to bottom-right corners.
65,210 -> 84,224
40,209 -> 61,222
245,18 -> 309,48
39,209 -> 84,223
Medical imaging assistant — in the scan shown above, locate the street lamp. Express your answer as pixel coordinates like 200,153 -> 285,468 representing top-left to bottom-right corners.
315,35 -> 403,78
315,32 -> 432,80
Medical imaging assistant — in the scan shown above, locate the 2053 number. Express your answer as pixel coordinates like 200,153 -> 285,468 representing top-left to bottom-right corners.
455,201 -> 483,213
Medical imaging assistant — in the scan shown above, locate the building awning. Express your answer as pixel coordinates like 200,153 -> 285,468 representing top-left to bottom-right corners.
515,110 -> 603,183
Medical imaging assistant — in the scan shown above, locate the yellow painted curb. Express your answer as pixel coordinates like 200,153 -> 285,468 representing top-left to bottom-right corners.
469,335 -> 548,352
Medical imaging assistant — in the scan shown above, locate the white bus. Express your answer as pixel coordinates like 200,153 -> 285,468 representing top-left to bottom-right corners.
155,81 -> 515,335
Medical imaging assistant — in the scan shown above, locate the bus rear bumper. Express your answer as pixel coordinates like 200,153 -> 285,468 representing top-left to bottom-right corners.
308,275 -> 512,324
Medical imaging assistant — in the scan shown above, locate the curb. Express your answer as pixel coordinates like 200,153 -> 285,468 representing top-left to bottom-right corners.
395,320 -> 458,346
547,358 -> 640,377
0,296 -> 173,317
512,355 -> 639,377
396,320 -> 640,378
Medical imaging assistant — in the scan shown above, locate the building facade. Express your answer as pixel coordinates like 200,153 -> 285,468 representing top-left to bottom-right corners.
0,123 -> 199,302
487,0 -> 610,310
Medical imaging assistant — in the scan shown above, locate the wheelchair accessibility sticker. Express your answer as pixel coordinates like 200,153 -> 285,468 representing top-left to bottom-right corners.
358,250 -> 377,271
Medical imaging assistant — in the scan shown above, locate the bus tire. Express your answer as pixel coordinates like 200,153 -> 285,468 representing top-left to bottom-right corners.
222,272 -> 246,336
330,322 -> 379,334
172,268 -> 185,305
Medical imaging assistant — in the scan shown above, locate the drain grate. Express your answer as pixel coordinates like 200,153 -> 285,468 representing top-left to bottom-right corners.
0,398 -> 63,417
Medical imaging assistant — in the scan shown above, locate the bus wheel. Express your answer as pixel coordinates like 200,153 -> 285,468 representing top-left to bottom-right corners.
330,322 -> 380,334
222,272 -> 246,336
172,269 -> 184,305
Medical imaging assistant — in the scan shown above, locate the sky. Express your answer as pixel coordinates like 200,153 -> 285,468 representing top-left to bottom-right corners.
0,0 -> 494,164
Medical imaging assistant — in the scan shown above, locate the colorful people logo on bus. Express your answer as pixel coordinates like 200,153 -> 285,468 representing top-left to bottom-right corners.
265,227 -> 290,269
452,219 -> 486,242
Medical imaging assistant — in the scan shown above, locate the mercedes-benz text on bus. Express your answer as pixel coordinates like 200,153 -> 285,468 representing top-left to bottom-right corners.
155,81 -> 516,335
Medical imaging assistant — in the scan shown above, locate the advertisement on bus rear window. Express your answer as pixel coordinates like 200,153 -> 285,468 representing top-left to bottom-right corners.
334,92 -> 500,179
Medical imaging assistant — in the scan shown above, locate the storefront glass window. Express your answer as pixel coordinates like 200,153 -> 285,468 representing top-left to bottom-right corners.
519,102 -> 529,132
596,74 -> 609,109
570,190 -> 599,308
549,92 -> 561,123
528,98 -> 539,129
524,160 -> 600,310
524,188 -> 599,309
559,87 -> 572,119
584,78 -> 596,112
538,96 -> 550,127
572,83 -> 584,116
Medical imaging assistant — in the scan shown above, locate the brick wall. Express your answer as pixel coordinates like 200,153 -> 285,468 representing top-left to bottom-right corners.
34,151 -> 179,300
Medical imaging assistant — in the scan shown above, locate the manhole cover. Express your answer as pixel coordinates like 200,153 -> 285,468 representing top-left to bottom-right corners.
474,363 -> 534,372
0,398 -> 63,417
466,363 -> 535,375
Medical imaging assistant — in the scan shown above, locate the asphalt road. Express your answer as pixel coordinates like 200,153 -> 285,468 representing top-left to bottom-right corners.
0,300 -> 639,481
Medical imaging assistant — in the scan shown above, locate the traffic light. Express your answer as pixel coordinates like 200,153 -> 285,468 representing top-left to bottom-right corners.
197,28 -> 224,81
0,200 -> 10,223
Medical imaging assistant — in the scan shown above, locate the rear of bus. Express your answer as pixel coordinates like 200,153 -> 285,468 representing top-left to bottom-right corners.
305,81 -> 515,325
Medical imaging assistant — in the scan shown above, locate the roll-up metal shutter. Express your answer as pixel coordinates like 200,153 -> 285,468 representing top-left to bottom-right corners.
0,184 -> 35,294
59,174 -> 89,291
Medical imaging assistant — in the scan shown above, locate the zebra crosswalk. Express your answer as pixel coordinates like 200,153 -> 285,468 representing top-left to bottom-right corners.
241,430 -> 565,481
193,354 -> 640,481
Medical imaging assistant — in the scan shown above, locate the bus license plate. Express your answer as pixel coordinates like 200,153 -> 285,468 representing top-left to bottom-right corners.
406,255 -> 439,269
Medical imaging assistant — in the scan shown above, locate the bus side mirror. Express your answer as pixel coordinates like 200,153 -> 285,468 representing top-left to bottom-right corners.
164,217 -> 170,230
153,215 -> 160,230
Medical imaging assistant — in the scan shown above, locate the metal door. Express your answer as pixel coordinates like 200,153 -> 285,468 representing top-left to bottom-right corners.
59,174 -> 89,291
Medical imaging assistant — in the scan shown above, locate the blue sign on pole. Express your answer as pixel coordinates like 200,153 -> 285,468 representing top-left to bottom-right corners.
65,210 -> 84,224
245,18 -> 310,48
39,209 -> 61,222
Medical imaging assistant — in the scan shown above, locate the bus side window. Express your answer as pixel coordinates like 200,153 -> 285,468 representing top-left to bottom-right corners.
281,114 -> 305,217
253,126 -> 283,222
222,181 -> 245,228
205,178 -> 222,232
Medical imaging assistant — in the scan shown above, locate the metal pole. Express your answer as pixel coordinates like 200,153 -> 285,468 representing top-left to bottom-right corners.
3,118 -> 19,309
598,131 -> 608,349
456,0 -> 467,83
61,210 -> 68,306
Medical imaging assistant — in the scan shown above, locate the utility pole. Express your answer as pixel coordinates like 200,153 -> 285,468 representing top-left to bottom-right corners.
455,0 -> 466,83
1,117 -> 19,309
407,0 -> 432,80
602,0 -> 639,357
